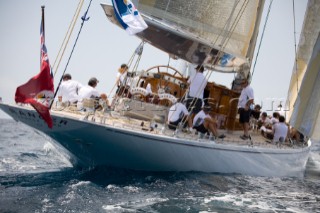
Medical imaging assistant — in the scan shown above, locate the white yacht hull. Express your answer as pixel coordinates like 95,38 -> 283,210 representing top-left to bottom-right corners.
0,103 -> 311,177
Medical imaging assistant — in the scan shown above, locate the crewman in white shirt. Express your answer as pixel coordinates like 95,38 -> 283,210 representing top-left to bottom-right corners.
168,101 -> 189,130
237,79 -> 254,140
193,105 -> 225,139
186,65 -> 207,129
78,77 -> 100,100
272,115 -> 288,143
58,73 -> 83,104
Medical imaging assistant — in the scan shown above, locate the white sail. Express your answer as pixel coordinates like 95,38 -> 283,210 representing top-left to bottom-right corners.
289,33 -> 320,141
102,0 -> 265,72
138,0 -> 264,59
286,0 -> 320,140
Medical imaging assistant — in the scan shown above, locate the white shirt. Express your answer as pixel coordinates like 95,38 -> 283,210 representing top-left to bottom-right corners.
273,122 -> 288,142
146,83 -> 152,95
117,71 -> 128,86
270,117 -> 279,125
238,85 -> 254,108
188,72 -> 207,99
258,116 -> 272,127
193,110 -> 210,126
78,85 -> 100,100
58,80 -> 83,103
168,102 -> 189,123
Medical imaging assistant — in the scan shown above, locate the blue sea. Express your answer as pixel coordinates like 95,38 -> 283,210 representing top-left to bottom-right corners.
0,119 -> 319,213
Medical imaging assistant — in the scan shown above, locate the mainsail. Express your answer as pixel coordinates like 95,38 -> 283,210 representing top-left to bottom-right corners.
286,0 -> 320,141
102,0 -> 265,73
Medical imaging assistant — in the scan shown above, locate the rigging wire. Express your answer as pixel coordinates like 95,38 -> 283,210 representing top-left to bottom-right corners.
50,0 -> 93,109
292,0 -> 299,94
183,0 -> 245,109
124,42 -> 145,98
109,41 -> 145,99
182,0 -> 242,106
251,0 -> 273,78
163,0 -> 171,20
129,41 -> 144,72
52,0 -> 84,77
179,0 -> 249,127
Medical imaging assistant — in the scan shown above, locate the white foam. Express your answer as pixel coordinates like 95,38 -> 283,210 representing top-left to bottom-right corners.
102,205 -> 135,212
71,181 -> 90,189
106,184 -> 120,191
102,205 -> 122,210
145,197 -> 169,203
42,142 -> 72,167
204,194 -> 236,204
41,198 -> 53,212
43,142 -> 55,154
41,198 -> 50,203
61,191 -> 75,205
1,157 -> 17,164
124,185 -> 140,193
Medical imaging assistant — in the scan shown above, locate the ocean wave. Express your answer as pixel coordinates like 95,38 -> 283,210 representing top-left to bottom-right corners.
102,204 -> 135,212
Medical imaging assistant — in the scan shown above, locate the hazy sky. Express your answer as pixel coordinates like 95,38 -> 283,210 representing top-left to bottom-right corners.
0,0 -> 308,118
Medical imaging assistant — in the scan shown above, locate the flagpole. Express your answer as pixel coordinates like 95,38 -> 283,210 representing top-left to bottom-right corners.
41,6 -> 45,69
41,6 -> 45,42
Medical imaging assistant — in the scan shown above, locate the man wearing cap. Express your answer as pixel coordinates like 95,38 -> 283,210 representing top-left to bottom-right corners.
57,73 -> 83,104
78,77 -> 101,100
192,105 -> 225,139
78,77 -> 109,111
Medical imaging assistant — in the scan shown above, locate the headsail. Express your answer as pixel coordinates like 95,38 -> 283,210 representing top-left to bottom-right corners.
101,0 -> 265,73
289,33 -> 320,140
286,0 -> 320,140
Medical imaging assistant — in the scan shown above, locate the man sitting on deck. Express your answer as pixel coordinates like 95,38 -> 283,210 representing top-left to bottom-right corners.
167,101 -> 189,130
272,115 -> 289,143
192,105 -> 225,139
57,73 -> 83,105
78,77 -> 107,111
